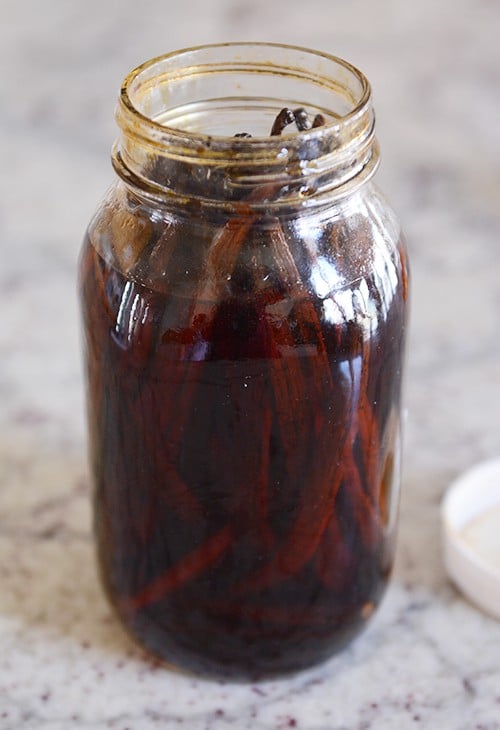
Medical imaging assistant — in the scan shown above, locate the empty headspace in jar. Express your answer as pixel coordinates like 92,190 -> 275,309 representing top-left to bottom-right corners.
154,98 -> 340,138
123,43 -> 368,138
115,44 -> 377,206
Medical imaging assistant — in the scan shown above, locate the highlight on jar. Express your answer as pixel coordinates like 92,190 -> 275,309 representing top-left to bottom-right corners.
78,42 -> 409,680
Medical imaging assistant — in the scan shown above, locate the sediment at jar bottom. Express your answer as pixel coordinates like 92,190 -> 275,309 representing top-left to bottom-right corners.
79,218 -> 406,678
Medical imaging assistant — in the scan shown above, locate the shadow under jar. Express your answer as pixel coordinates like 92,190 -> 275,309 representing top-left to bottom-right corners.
79,43 -> 409,680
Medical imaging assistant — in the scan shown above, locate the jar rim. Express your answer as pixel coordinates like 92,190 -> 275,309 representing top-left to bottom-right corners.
119,42 -> 372,151
114,42 -> 378,208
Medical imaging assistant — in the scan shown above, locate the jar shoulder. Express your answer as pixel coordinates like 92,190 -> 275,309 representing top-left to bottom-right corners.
81,181 -> 407,311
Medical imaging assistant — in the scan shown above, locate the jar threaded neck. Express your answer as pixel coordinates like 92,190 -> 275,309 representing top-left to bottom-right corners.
114,43 -> 379,209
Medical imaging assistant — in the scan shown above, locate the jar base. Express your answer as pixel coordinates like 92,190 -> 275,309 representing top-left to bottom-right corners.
111,592 -> 385,681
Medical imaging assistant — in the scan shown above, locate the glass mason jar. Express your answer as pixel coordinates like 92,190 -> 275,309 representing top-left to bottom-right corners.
79,43 -> 409,680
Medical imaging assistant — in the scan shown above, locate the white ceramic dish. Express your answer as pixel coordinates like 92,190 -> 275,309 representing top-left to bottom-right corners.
442,457 -> 500,620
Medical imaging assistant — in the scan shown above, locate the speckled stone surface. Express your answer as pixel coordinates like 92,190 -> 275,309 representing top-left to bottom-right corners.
2,0 -> 500,728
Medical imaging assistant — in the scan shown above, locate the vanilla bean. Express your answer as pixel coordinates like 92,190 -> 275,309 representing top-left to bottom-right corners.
270,107 -> 325,135
270,107 -> 296,135
293,107 -> 311,131
312,113 -> 326,128
229,220 -> 353,596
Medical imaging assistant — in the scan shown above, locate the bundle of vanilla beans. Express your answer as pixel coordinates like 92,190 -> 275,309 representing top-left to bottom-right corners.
81,107 -> 405,674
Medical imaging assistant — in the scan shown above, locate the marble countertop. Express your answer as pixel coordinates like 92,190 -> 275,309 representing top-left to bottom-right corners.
2,0 -> 500,728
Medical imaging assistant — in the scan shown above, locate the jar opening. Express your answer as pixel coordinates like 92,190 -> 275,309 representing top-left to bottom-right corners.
114,43 -> 378,207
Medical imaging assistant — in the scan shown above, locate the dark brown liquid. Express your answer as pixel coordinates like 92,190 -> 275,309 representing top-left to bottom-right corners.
79,230 -> 407,680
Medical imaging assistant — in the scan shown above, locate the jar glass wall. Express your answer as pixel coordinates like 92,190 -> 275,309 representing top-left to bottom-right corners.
79,43 -> 409,679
